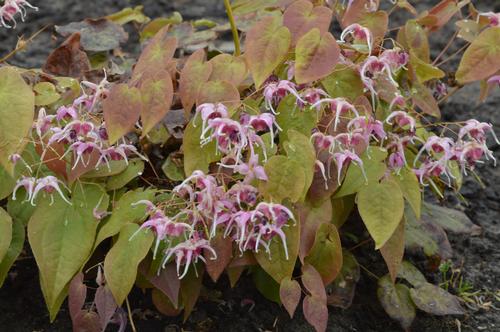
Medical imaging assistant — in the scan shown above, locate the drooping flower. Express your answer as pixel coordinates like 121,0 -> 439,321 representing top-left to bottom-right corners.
340,24 -> 373,55
194,103 -> 229,136
0,0 -> 38,29
312,98 -> 359,131
333,150 -> 366,184
263,80 -> 305,114
29,175 -> 71,206
248,113 -> 281,148
232,154 -> 268,183
458,119 -> 499,145
385,111 -> 416,133
12,176 -> 36,202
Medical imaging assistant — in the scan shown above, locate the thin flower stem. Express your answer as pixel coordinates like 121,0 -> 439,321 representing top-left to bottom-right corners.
126,297 -> 137,332
224,0 -> 241,56
432,30 -> 459,66
0,24 -> 49,63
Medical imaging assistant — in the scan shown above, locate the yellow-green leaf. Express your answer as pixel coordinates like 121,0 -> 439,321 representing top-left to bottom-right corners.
0,207 -> 13,263
260,155 -> 306,203
409,50 -> 445,83
183,117 -> 220,176
357,179 -> 405,249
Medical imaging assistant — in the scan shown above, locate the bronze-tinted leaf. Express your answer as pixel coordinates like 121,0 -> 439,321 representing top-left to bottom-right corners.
140,262 -> 180,308
398,20 -> 430,62
295,29 -> 339,84
245,15 -> 291,88
279,278 -> 302,318
103,83 -> 142,144
411,82 -> 440,118
456,27 -> 500,84
301,263 -> 327,300
152,288 -> 183,316
283,0 -> 332,45
377,276 -> 416,330
196,80 -> 240,110
297,199 -> 332,263
303,295 -> 328,332
179,49 -> 213,113
380,219 -> 405,283
410,283 -> 465,316
56,18 -> 128,52
133,25 -> 177,80
44,33 -> 91,78
205,232 -> 233,282
139,70 -> 174,137
94,285 -> 117,331
68,272 -> 86,323
180,266 -> 204,321
208,54 -> 248,87
305,223 -> 342,285
72,311 -> 101,332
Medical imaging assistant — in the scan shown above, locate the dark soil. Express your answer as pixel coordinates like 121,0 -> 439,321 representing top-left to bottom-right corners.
0,1 -> 499,331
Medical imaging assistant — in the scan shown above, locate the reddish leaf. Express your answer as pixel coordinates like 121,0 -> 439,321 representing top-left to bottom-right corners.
301,263 -> 327,301
456,27 -> 500,84
68,272 -> 86,323
179,49 -> 213,113
305,223 -> 343,285
103,83 -> 142,144
94,285 -> 117,331
297,199 -> 332,263
35,141 -> 67,179
295,29 -> 339,84
205,233 -> 233,282
245,15 -> 291,88
180,266 -> 204,322
68,149 -> 101,183
139,70 -> 174,137
196,80 -> 240,110
411,82 -> 440,118
342,0 -> 377,27
140,262 -> 180,308
279,278 -> 302,318
208,54 -> 248,87
398,20 -> 430,62
380,219 -> 405,283
303,295 -> 328,332
72,311 -> 101,332
421,0 -> 463,31
133,25 -> 177,80
283,0 -> 332,45
43,33 -> 91,78
152,288 -> 183,317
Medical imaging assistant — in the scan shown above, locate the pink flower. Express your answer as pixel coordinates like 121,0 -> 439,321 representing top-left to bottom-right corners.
232,154 -> 268,183
162,233 -> 217,279
33,108 -> 55,139
227,183 -> 258,207
311,132 -> 335,152
388,151 -> 405,170
380,49 -> 409,72
299,88 -> 328,110
386,111 -> 416,133
194,103 -> 229,136
414,136 -> 455,165
360,56 -> 399,97
0,0 -> 38,29
263,80 -> 305,114
487,75 -> 500,87
248,113 -> 281,148
12,176 -> 36,202
81,72 -> 111,112
478,12 -> 500,27
30,175 -> 71,206
333,150 -> 366,184
312,98 -> 359,131
340,24 -> 373,55
458,119 -> 499,145
56,105 -> 79,122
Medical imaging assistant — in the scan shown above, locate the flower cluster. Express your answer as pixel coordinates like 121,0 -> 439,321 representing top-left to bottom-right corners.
132,171 -> 295,279
0,0 -> 37,28
12,175 -> 70,205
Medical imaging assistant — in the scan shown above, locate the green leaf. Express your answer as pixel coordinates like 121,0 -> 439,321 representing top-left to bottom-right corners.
321,64 -> 364,101
104,223 -> 154,305
331,195 -> 355,228
392,167 -> 422,219
0,165 -> 16,200
0,207 -> 13,262
397,261 -> 427,288
377,276 -> 416,330
180,265 -> 204,321
95,188 -> 156,249
335,147 -> 388,198
456,27 -> 500,84
304,223 -> 342,285
34,82 -> 61,106
106,159 -> 144,191
275,95 -> 317,144
28,184 -> 108,321
409,50 -> 445,83
410,283 -> 464,316
260,155 -> 305,203
196,80 -> 240,111
399,20 -> 430,62
295,29 -> 339,84
297,198 -> 332,262
83,160 -> 128,178
357,179 -> 405,249
103,83 -> 142,144
183,117 -> 220,176
356,11 -> 388,44
0,66 -> 35,174
0,215 -> 25,287
208,54 -> 248,87
255,222 -> 299,283
283,130 -> 316,200
106,6 -> 150,25
245,15 -> 291,88
6,191 -> 36,226
162,155 -> 185,181
253,267 -> 281,304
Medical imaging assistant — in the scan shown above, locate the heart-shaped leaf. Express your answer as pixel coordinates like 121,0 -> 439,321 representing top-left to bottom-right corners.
0,67 -> 35,174
208,54 -> 248,87
456,27 -> 500,84
260,155 -> 306,203
205,232 -> 233,282
104,223 -> 154,305
380,219 -> 405,283
321,64 -> 364,101
179,49 -> 213,113
305,223 -> 342,285
377,276 -> 416,330
0,215 -> 25,287
283,0 -> 332,45
103,83 -> 142,144
279,278 -> 301,318
295,29 -> 340,84
245,15 -> 291,88
183,117 -> 220,176
297,199 -> 332,263
357,179 -> 405,249
196,80 -> 240,110
303,295 -> 328,332
410,283 -> 465,316
0,207 -> 13,263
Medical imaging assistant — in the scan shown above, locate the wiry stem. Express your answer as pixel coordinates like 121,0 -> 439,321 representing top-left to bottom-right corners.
224,0 -> 241,56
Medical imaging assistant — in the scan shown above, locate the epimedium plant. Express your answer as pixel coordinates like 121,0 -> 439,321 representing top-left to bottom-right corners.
0,0 -> 499,331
